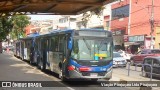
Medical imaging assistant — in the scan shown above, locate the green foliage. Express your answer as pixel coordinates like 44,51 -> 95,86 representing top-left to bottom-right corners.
0,15 -> 30,41
90,6 -> 105,17
0,17 -> 13,41
10,15 -> 30,39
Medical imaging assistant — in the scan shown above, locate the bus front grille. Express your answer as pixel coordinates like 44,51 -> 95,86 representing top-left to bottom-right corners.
81,72 -> 106,76
77,60 -> 112,67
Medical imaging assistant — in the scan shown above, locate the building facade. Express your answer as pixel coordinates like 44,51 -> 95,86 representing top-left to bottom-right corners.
53,15 -> 77,30
110,0 -> 160,52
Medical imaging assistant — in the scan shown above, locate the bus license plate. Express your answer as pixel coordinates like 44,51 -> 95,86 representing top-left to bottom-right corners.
90,73 -> 98,77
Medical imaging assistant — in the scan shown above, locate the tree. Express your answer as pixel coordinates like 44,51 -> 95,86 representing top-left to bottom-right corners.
81,6 -> 105,28
10,15 -> 30,39
0,15 -> 30,41
0,16 -> 13,41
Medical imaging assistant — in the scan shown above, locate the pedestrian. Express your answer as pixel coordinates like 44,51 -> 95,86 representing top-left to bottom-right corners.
7,47 -> 9,53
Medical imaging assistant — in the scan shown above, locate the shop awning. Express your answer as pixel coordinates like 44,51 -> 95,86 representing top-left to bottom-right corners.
124,42 -> 140,46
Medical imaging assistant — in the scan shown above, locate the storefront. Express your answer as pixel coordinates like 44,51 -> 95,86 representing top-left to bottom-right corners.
124,35 -> 155,54
124,35 -> 143,54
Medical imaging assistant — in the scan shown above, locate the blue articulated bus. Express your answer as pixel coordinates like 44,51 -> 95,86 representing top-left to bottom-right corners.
14,33 -> 39,63
16,29 -> 113,81
13,40 -> 20,57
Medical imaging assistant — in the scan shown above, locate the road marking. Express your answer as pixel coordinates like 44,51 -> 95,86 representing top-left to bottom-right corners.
66,87 -> 75,90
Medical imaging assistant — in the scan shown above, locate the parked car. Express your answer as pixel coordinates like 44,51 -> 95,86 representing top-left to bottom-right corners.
113,52 -> 127,67
142,56 -> 160,79
130,49 -> 160,65
4,46 -> 15,51
118,50 -> 132,61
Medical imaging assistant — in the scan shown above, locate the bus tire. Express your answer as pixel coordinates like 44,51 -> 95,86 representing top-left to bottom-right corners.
36,56 -> 41,69
59,70 -> 67,81
40,58 -> 46,71
29,57 -> 33,65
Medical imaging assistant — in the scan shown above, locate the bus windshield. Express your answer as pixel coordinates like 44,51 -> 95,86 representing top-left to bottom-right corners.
71,37 -> 113,60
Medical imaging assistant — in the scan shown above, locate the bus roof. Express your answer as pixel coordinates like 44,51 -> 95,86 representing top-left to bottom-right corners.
20,33 -> 40,40
49,29 -> 111,34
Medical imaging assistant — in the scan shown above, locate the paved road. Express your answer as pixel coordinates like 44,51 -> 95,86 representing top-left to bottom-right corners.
0,52 -> 140,90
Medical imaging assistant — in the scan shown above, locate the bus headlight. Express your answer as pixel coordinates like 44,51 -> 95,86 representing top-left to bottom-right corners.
67,65 -> 75,71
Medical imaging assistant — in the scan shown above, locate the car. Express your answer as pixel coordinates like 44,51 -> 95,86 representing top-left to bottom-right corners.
118,50 -> 132,61
142,56 -> 160,79
5,46 -> 15,51
130,49 -> 160,66
113,52 -> 127,67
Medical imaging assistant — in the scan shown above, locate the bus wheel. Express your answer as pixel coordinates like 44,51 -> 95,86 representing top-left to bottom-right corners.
36,58 -> 41,69
59,70 -> 67,81
40,58 -> 46,71
40,60 -> 43,70
29,60 -> 33,65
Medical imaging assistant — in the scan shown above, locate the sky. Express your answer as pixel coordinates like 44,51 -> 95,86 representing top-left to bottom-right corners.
28,15 -> 58,21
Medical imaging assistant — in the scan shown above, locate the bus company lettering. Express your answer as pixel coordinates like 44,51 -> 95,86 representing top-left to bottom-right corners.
28,83 -> 42,87
101,83 -> 132,87
12,82 -> 42,87
12,82 -> 27,87
101,82 -> 158,87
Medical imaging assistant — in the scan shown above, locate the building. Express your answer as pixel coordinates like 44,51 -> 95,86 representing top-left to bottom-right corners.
103,1 -> 118,30
76,12 -> 104,29
25,25 -> 36,35
53,15 -> 77,30
110,0 -> 160,52
26,20 -> 53,35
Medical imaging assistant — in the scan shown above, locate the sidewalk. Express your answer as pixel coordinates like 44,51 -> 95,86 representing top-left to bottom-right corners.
110,68 -> 160,90
112,67 -> 159,81
2,51 -> 14,55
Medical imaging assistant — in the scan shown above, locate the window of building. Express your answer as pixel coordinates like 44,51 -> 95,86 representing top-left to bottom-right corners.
59,18 -> 68,23
112,5 -> 129,20
70,18 -> 76,22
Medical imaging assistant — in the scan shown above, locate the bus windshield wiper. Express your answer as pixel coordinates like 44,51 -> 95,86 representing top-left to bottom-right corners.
83,38 -> 91,51
97,39 -> 105,50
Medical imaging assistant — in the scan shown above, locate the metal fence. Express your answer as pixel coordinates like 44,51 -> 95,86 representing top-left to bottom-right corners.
127,62 -> 160,81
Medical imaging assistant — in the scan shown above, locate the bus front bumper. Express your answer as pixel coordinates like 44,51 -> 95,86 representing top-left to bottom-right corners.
67,70 -> 112,80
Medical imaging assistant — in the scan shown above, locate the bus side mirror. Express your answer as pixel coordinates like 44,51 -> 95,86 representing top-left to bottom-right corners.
68,37 -> 72,50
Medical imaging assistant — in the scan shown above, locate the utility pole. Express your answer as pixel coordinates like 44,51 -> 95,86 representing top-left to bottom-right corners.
150,0 -> 154,49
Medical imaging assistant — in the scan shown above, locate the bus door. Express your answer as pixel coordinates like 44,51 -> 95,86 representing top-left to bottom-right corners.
59,34 -> 69,75
20,41 -> 24,60
24,40 -> 28,60
44,38 -> 50,69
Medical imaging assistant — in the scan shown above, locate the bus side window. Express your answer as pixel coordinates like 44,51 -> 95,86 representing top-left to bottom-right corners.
59,35 -> 66,55
55,36 -> 59,52
50,36 -> 59,52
